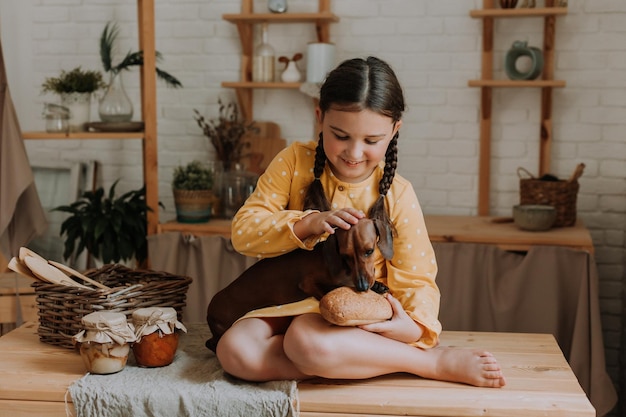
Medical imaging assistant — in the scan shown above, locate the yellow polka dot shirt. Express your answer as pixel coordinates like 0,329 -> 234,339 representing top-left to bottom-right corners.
231,141 -> 441,348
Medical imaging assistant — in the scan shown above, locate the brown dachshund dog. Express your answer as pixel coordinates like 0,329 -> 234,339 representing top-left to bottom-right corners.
205,218 -> 394,352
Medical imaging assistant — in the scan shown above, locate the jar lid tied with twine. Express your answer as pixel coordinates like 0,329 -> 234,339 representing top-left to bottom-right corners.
132,307 -> 187,342
73,311 -> 137,345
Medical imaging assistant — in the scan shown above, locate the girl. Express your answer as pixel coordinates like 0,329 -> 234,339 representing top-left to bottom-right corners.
217,56 -> 505,388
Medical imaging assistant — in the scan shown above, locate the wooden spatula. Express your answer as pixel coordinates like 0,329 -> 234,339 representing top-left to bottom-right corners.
49,261 -> 111,290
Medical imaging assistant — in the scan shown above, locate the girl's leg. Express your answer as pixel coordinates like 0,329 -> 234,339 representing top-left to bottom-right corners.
215,316 -> 313,382
283,314 -> 506,388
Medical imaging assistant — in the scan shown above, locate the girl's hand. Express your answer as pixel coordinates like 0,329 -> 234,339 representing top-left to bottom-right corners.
358,293 -> 424,344
295,208 -> 365,239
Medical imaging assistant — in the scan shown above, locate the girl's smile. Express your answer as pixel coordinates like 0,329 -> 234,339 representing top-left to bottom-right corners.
318,108 -> 401,183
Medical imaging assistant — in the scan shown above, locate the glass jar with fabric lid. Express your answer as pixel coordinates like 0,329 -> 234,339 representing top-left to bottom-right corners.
73,311 -> 136,374
131,307 -> 187,367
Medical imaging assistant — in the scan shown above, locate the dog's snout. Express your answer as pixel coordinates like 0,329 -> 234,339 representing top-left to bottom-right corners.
355,277 -> 369,292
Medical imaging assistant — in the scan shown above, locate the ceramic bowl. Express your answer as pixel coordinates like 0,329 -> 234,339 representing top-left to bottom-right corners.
512,204 -> 557,231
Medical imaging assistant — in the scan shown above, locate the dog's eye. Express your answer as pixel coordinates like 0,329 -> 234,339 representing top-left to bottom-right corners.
364,249 -> 374,257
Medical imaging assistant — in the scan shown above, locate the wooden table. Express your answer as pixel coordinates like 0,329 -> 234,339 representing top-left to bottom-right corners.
158,215 -> 594,253
0,322 -> 594,417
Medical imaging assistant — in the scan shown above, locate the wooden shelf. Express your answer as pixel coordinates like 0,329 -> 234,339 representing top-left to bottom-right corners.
221,81 -> 302,89
22,131 -> 145,140
468,79 -> 566,88
223,12 -> 339,24
469,7 -> 568,18
470,0 -> 566,215
222,0 -> 338,121
156,215 -> 594,254
158,219 -> 233,239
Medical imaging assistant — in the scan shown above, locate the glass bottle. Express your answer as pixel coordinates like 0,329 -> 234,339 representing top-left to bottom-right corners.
252,23 -> 275,82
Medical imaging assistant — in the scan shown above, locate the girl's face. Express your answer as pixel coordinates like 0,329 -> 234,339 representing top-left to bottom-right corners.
317,108 -> 402,183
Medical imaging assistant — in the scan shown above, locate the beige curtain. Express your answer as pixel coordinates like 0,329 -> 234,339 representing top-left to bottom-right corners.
147,232 -> 257,323
148,233 -> 616,416
0,38 -> 48,259
434,242 -> 616,417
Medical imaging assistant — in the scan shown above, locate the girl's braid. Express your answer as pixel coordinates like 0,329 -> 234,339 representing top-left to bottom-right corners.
368,133 -> 398,234
303,133 -> 331,211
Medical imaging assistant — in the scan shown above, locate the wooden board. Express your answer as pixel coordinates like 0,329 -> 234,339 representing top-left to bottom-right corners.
298,331 -> 595,417
0,324 -> 595,417
240,121 -> 286,175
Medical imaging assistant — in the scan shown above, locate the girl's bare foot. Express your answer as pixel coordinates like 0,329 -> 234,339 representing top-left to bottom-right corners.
430,347 -> 506,388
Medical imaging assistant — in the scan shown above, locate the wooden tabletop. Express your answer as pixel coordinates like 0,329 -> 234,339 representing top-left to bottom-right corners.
0,323 -> 594,417
298,331 -> 595,417
158,215 -> 594,253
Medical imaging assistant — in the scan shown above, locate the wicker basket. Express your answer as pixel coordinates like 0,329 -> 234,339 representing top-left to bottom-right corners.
518,163 -> 585,227
32,264 -> 193,349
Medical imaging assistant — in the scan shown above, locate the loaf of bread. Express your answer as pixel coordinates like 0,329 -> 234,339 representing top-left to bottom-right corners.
319,286 -> 393,326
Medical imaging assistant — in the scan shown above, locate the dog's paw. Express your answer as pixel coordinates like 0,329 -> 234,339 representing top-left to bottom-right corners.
371,281 -> 389,294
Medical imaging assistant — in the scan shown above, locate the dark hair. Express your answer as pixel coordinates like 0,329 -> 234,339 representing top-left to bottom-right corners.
303,56 -> 404,230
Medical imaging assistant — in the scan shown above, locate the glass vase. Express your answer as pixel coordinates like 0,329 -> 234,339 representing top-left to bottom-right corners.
99,72 -> 133,123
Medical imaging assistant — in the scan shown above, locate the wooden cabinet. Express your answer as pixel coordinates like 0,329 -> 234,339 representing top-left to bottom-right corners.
222,0 -> 339,121
23,0 -> 160,236
469,0 -> 567,215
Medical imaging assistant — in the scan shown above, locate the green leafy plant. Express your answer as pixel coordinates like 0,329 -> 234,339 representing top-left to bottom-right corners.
173,161 -> 215,190
41,67 -> 105,94
100,21 -> 182,88
193,99 -> 258,171
53,180 -> 153,264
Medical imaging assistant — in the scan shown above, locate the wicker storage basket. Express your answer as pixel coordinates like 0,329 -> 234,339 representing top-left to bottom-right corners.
32,264 -> 193,349
518,163 -> 585,227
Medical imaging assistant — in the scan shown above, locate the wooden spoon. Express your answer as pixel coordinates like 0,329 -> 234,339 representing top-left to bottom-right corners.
23,257 -> 90,289
8,256 -> 41,281
49,261 -> 111,290
18,247 -> 46,264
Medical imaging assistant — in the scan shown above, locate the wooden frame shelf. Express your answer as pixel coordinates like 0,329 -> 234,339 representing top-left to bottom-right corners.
468,79 -> 566,88
222,0 -> 338,121
22,131 -> 145,140
22,0 -> 160,236
221,81 -> 302,89
223,12 -> 339,24
469,7 -> 568,18
469,0 -> 566,215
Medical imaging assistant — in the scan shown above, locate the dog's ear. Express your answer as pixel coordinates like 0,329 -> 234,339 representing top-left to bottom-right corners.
374,219 -> 394,260
323,233 -> 343,277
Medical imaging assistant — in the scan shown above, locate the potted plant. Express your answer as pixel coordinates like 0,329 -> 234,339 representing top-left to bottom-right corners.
98,21 -> 182,122
41,67 -> 106,132
172,160 -> 219,223
53,180 -> 153,266
193,99 -> 258,171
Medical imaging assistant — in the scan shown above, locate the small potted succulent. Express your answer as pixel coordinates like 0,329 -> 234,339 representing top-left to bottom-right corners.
41,67 -> 106,132
172,161 -> 220,223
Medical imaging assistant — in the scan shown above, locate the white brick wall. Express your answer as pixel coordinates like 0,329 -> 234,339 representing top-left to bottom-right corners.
1,0 -> 624,410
